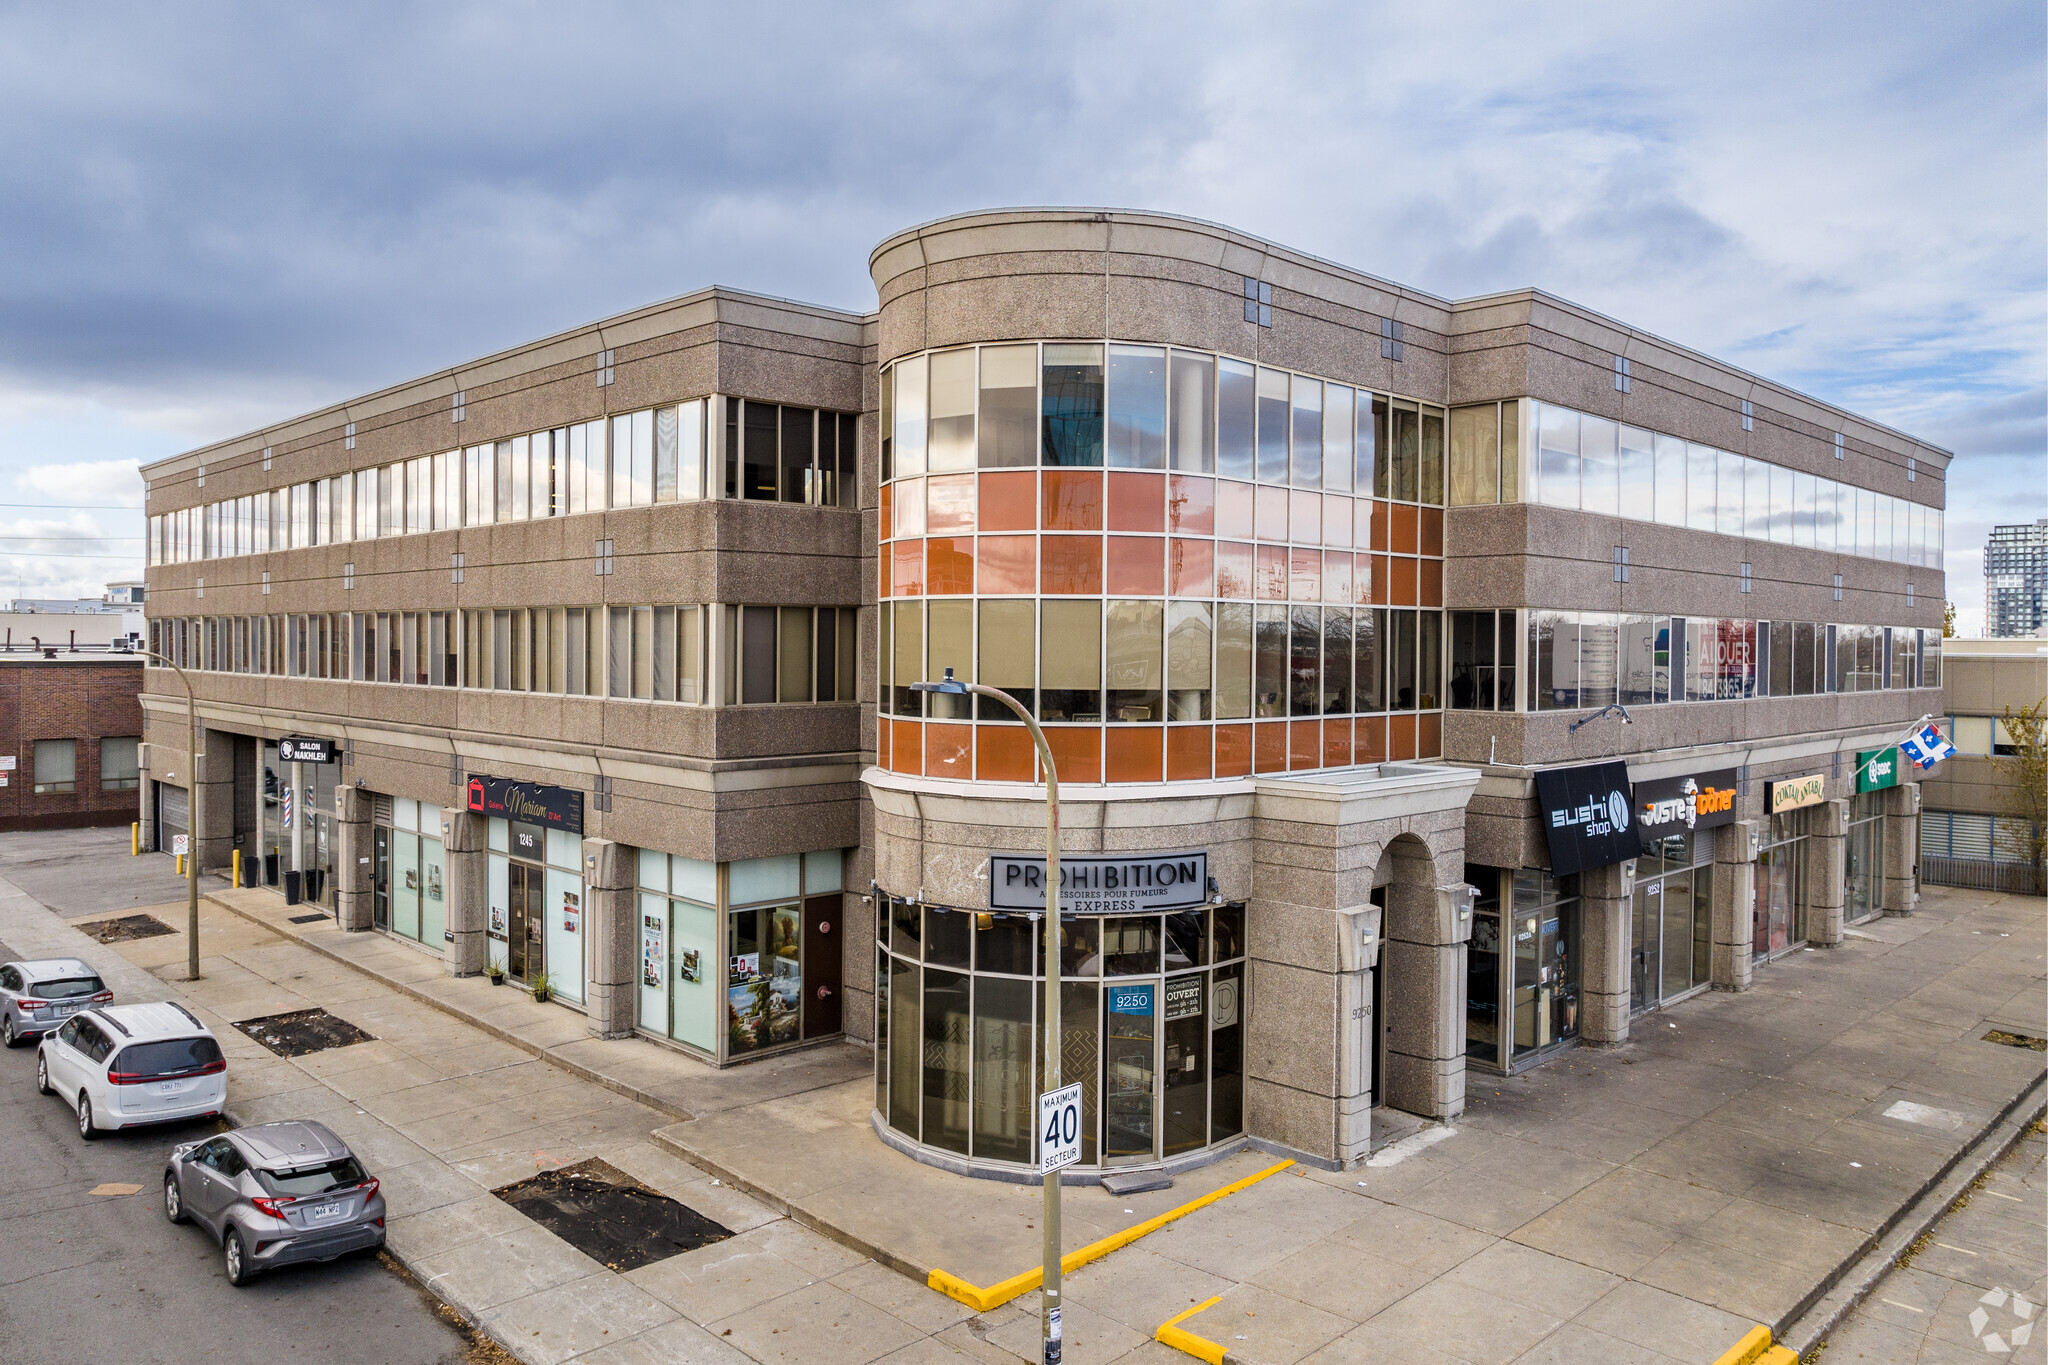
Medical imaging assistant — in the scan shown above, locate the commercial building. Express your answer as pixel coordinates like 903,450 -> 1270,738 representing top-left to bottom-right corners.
137,208 -> 1949,1179
0,648 -> 143,831
1985,518 -> 2048,639
1920,637 -> 2048,894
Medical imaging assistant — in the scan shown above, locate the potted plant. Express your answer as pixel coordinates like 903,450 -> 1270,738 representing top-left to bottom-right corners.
528,968 -> 552,1004
485,963 -> 506,987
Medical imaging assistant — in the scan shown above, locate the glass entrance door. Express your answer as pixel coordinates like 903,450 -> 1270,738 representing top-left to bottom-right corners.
1102,981 -> 1158,1165
1755,847 -> 1796,959
1631,879 -> 1664,1012
507,862 -> 543,982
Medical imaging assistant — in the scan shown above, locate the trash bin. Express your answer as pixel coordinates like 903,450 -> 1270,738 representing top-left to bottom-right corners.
284,871 -> 302,905
264,853 -> 279,885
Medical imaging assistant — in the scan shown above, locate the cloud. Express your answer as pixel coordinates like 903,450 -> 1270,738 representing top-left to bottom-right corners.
17,459 -> 144,508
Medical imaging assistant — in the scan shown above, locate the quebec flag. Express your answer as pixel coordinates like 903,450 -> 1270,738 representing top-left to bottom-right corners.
1899,723 -> 1957,770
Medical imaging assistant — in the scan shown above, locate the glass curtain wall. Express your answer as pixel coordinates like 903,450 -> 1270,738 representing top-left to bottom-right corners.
874,899 -> 1247,1170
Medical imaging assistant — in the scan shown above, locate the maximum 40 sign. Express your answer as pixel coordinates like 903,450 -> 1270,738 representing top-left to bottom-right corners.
1039,1082 -> 1083,1175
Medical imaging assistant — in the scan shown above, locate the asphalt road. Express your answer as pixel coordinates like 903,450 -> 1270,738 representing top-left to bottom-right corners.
0,826 -> 196,920
0,935 -> 478,1365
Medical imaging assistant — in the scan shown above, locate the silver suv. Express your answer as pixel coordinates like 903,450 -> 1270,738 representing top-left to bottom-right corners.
163,1120 -> 386,1286
0,959 -> 111,1046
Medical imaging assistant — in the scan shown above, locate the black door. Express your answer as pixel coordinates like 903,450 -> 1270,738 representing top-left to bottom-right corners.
372,827 -> 391,931
801,894 -> 842,1038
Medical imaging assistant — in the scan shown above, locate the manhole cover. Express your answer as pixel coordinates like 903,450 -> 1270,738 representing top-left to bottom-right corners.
287,913 -> 328,925
494,1158 -> 733,1272
77,914 -> 176,943
1983,1029 -> 2048,1052
234,1008 -> 376,1058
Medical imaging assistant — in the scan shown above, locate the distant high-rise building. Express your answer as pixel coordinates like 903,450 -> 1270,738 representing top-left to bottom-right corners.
1984,518 -> 2048,637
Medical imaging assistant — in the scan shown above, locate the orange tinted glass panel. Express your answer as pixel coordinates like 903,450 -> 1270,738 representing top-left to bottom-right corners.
927,537 -> 974,595
1216,480 -> 1255,539
1371,555 -> 1390,605
879,483 -> 893,541
1391,502 -> 1418,554
1168,538 -> 1214,597
1107,537 -> 1164,595
1325,554 -> 1352,605
1391,557 -> 1418,606
1420,558 -> 1443,608
1166,726 -> 1212,781
1369,500 -> 1389,553
1169,475 -> 1215,534
1215,542 -> 1254,599
876,716 -> 892,767
1214,724 -> 1252,777
1289,548 -> 1322,603
977,535 -> 1036,593
1045,727 -> 1101,784
1041,536 -> 1103,594
892,540 -> 925,596
879,552 -> 891,599
925,723 -> 972,779
1105,727 -> 1163,783
1322,720 -> 1352,769
977,725 -> 1035,782
1255,546 -> 1288,601
1106,472 -> 1165,532
1043,470 -> 1104,531
1354,715 -> 1387,764
1417,712 -> 1442,760
1254,722 -> 1288,773
1323,495 -> 1353,548
1255,485 -> 1288,542
927,474 -> 975,533
1289,720 -> 1320,770
979,471 -> 1037,532
1289,490 -> 1320,544
1352,553 -> 1372,606
1419,506 -> 1443,557
1389,713 -> 1418,760
890,719 -> 922,774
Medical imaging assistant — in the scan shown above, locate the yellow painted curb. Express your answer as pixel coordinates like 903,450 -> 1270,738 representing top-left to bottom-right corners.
926,1158 -> 1296,1312
1711,1325 -> 1773,1365
1154,1295 -> 1227,1364
1758,1348 -> 1798,1365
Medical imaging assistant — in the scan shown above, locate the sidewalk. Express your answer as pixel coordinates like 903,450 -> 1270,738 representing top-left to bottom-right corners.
4,859 -> 2041,1365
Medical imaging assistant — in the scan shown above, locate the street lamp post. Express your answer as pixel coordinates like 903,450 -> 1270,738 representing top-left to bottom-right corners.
910,667 -> 1064,1365
127,647 -> 203,981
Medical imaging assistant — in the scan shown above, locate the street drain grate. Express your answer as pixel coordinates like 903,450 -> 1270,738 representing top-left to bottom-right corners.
1983,1029 -> 2048,1052
287,913 -> 329,924
77,913 -> 176,943
494,1158 -> 733,1272
234,1008 -> 376,1058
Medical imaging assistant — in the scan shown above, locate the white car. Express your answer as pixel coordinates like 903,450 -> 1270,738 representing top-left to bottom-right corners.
36,1002 -> 227,1140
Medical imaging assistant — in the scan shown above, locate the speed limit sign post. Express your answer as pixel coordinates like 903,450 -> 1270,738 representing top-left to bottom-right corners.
1038,1082 -> 1082,1175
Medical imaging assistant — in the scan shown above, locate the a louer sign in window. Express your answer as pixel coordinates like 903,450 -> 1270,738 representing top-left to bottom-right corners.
989,852 -> 1209,915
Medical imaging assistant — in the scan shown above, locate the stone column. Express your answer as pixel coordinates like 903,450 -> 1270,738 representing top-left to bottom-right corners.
441,810 -> 488,976
137,744 -> 158,850
1805,800 -> 1848,946
1710,820 -> 1758,991
1576,859 -> 1634,1045
1380,841 -> 1467,1122
581,837 -> 636,1039
194,726 -> 238,874
333,785 -> 374,931
1882,783 -> 1920,916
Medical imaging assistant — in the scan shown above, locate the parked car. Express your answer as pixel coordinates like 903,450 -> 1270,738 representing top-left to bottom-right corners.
35,1002 -> 225,1140
164,1120 -> 385,1286
0,958 -> 111,1047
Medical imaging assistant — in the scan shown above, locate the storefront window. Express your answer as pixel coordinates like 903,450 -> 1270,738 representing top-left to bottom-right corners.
1631,831 -> 1713,1011
1510,871 -> 1578,1063
375,798 -> 446,951
1845,794 -> 1885,923
1757,810 -> 1810,958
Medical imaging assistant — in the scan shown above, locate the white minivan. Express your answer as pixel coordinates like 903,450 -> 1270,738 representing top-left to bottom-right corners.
36,1002 -> 227,1140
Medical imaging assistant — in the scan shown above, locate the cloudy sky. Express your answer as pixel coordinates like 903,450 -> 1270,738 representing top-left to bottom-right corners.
1,2 -> 2040,630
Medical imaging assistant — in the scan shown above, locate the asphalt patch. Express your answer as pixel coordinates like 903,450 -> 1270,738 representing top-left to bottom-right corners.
493,1158 -> 733,1272
76,913 -> 176,943
288,912 -> 329,924
234,1007 -> 376,1058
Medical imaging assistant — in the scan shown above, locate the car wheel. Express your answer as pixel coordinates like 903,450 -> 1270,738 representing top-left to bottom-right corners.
77,1095 -> 97,1141
2,1015 -> 16,1048
223,1229 -> 252,1287
34,1051 -> 50,1095
164,1174 -> 187,1224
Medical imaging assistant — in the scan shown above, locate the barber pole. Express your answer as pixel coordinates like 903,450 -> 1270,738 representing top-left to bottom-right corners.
282,784 -> 293,829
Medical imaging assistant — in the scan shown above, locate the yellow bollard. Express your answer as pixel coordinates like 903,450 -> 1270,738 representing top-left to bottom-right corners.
232,849 -> 242,888
175,853 -> 185,877
131,822 -> 140,856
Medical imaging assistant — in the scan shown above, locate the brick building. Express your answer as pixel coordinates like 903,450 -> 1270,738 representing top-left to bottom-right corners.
0,651 -> 145,831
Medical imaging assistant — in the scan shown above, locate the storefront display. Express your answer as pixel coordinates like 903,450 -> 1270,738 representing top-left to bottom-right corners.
1845,791 -> 1886,923
486,818 -> 585,1002
1757,808 -> 1810,958
372,798 -> 446,950
1629,768 -> 1731,1012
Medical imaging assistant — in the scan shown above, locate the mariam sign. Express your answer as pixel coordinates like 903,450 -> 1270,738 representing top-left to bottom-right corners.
465,775 -> 584,835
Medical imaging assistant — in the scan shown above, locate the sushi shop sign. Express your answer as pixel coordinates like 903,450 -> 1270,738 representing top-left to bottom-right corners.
1534,761 -> 1638,876
989,851 -> 1209,915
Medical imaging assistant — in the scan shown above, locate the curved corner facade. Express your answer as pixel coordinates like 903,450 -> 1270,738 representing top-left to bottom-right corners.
137,208 -> 1952,1183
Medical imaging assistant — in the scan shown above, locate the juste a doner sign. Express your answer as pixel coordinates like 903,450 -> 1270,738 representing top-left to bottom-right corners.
989,852 -> 1209,916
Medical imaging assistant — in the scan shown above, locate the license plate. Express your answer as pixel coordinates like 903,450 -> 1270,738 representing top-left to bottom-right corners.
156,1080 -> 185,1094
306,1201 -> 346,1224
57,1004 -> 77,1015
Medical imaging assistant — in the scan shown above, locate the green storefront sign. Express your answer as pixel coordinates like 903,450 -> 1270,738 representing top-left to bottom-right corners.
1855,747 -> 1901,793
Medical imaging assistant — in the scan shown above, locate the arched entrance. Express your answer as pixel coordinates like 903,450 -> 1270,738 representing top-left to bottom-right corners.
1369,832 -> 1463,1119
